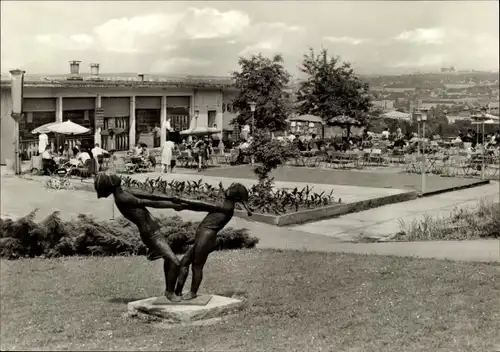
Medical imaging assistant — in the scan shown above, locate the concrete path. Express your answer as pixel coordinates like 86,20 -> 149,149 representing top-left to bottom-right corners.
1,173 -> 499,263
293,181 -> 500,241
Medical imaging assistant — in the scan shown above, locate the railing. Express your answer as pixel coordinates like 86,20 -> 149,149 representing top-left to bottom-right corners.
20,136 -> 95,160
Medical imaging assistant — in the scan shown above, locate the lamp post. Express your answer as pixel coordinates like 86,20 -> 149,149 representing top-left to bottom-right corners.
10,69 -> 25,175
248,101 -> 257,166
249,101 -> 256,135
415,110 -> 427,195
480,106 -> 487,180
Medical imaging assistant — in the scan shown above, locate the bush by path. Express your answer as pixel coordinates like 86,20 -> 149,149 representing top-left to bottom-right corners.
396,201 -> 500,241
0,210 -> 258,259
121,176 -> 337,216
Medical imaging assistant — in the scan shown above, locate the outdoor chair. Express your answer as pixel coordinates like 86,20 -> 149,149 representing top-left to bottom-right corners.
112,157 -> 136,174
76,159 -> 93,179
178,151 -> 194,168
135,157 -> 155,173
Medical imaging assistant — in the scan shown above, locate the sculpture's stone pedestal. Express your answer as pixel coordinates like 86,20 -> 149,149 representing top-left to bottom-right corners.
127,295 -> 243,323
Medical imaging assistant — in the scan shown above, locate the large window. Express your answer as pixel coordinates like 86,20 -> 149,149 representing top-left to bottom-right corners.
208,110 -> 217,127
167,106 -> 189,131
136,109 -> 160,134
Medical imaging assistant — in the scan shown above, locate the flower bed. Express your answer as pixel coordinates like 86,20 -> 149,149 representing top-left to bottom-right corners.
0,210 -> 258,260
120,176 -> 338,216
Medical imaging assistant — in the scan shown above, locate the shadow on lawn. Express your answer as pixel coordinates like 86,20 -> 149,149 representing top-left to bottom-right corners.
108,297 -> 144,304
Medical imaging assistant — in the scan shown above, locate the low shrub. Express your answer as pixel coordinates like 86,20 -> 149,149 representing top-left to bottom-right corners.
121,176 -> 337,215
396,200 -> 500,241
0,210 -> 259,260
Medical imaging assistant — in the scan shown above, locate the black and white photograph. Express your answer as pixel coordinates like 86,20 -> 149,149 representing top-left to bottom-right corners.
1,1 -> 499,351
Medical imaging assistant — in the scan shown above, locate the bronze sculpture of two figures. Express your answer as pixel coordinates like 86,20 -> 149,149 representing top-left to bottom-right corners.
94,173 -> 252,302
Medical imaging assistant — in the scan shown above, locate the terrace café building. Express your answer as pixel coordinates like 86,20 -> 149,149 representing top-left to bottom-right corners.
0,62 -> 238,164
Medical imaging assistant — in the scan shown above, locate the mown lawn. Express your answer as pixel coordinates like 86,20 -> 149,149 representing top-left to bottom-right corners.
1,249 -> 499,351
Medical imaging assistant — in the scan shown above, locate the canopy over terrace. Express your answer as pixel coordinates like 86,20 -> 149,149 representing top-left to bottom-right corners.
289,114 -> 324,137
179,126 -> 219,136
380,110 -> 412,121
289,114 -> 324,124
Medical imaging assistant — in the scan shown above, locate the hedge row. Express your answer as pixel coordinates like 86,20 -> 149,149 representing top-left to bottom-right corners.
0,210 -> 259,260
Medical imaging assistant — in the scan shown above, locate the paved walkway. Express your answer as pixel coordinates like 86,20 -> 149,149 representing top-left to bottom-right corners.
201,165 -> 489,195
293,181 -> 500,241
1,173 -> 499,263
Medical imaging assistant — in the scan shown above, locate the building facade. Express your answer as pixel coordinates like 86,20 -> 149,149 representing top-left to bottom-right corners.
0,69 -> 238,164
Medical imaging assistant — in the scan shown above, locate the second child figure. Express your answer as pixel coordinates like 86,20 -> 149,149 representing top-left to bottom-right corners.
173,183 -> 253,300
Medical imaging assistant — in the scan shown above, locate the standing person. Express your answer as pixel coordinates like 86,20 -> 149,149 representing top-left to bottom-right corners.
160,137 -> 175,173
152,124 -> 161,148
38,133 -> 49,156
91,143 -> 107,170
194,138 -> 205,172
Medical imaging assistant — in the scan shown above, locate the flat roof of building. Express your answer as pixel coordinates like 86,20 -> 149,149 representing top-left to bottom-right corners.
0,73 -> 235,89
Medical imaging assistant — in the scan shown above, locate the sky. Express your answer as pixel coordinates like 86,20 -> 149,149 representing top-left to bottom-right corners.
1,1 -> 499,77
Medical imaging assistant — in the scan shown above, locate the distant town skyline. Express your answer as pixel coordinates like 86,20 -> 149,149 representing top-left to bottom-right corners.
1,1 -> 499,76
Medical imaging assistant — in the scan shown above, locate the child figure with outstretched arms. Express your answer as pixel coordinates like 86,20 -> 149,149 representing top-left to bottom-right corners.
94,173 -> 185,302
173,183 -> 253,300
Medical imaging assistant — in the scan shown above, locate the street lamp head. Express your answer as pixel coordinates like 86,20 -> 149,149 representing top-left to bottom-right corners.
414,110 -> 422,123
421,114 -> 427,122
9,69 -> 25,116
249,101 -> 257,112
194,109 -> 199,118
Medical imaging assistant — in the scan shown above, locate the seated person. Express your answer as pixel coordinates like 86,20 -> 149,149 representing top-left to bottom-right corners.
140,143 -> 150,158
381,128 -> 390,140
132,144 -> 142,157
77,148 -> 91,165
60,143 -> 73,162
41,145 -> 57,175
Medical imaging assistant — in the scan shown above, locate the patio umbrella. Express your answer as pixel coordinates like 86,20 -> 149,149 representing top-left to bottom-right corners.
472,119 -> 499,125
31,122 -> 59,134
327,114 -> 364,138
179,126 -> 219,136
327,115 -> 363,126
47,120 -> 90,135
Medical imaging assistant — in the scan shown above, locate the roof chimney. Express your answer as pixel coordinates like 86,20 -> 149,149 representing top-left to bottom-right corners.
90,63 -> 101,80
68,60 -> 83,81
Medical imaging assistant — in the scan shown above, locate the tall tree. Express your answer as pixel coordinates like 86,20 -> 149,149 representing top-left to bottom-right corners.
296,48 -> 372,127
231,53 -> 292,132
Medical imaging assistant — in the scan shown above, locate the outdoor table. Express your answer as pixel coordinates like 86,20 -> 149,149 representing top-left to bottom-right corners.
30,155 -> 42,172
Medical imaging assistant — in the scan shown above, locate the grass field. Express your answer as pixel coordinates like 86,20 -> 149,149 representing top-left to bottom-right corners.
1,250 -> 500,351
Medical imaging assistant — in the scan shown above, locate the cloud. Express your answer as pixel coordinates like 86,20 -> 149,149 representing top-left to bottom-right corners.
92,8 -> 251,54
150,57 -> 211,73
238,22 -> 305,55
323,36 -> 367,45
179,7 -> 250,39
394,27 -> 448,44
35,33 -> 94,50
93,13 -> 182,53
